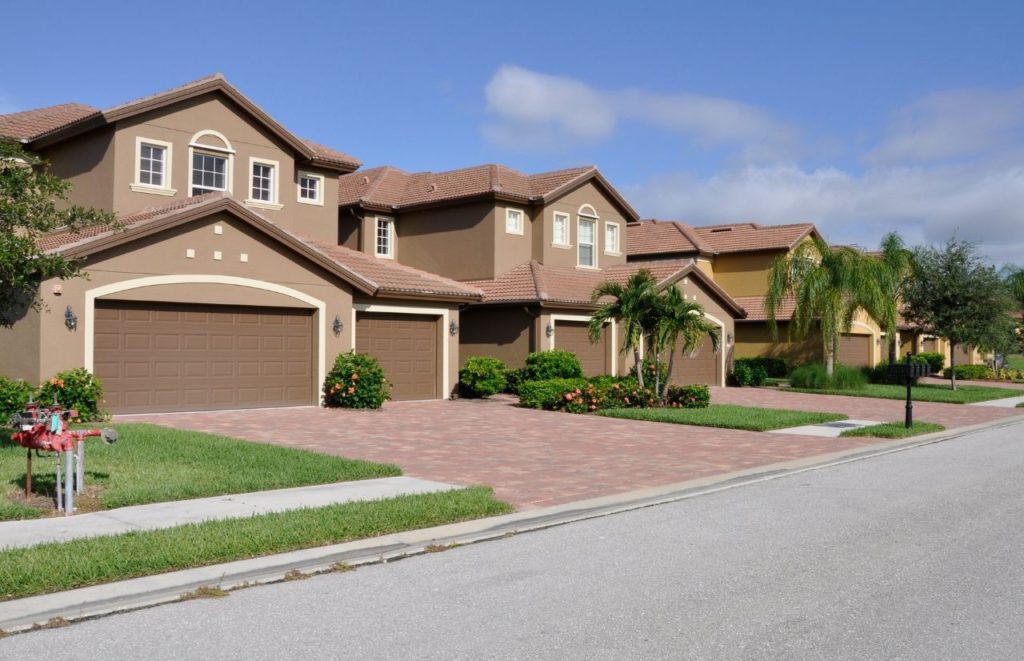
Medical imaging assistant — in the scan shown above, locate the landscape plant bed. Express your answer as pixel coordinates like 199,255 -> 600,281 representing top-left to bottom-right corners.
0,487 -> 512,601
597,405 -> 848,431
839,421 -> 946,439
785,383 -> 1022,404
0,423 -> 400,521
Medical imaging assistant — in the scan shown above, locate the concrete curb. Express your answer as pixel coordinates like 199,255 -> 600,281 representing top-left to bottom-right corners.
2,414 -> 1021,633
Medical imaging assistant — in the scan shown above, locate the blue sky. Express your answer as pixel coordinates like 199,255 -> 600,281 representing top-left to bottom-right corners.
3,0 -> 1023,263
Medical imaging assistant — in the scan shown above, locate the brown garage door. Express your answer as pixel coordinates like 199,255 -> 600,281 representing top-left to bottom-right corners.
556,321 -> 609,376
356,313 -> 437,401
94,301 -> 314,414
921,338 -> 938,354
671,336 -> 719,386
953,344 -> 973,365
837,333 -> 871,367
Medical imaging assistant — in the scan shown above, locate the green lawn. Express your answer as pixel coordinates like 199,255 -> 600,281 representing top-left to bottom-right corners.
1,423 -> 400,521
1007,354 -> 1024,370
0,487 -> 512,601
786,383 -> 1021,404
839,421 -> 946,439
598,404 -> 848,431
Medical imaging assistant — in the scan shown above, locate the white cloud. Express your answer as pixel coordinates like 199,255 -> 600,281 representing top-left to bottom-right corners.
483,65 -> 794,157
626,163 -> 1024,264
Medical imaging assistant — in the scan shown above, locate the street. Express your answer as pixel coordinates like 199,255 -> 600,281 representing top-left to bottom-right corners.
3,420 -> 1024,660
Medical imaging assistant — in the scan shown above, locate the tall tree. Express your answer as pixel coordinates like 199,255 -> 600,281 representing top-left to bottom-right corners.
873,232 -> 915,364
765,236 -> 885,376
654,285 -> 720,400
903,238 -> 1010,390
589,270 -> 659,389
1,142 -> 118,325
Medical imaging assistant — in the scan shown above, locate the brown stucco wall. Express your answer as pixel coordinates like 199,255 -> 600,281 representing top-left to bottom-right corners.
459,306 -> 535,368
539,182 -> 630,270
42,126 -> 116,212
669,276 -> 736,386
0,307 -> 41,382
493,202 -> 534,278
392,202 -> 496,280
709,251 -> 783,297
735,321 -> 823,366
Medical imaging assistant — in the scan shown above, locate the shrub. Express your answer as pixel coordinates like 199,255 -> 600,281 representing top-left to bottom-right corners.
733,357 -> 788,378
504,367 -> 529,395
630,358 -> 669,385
517,377 -> 656,412
866,356 -> 930,385
790,363 -> 866,390
0,376 -> 33,425
323,351 -> 390,409
36,368 -> 107,422
597,378 -> 657,409
458,356 -> 508,398
518,378 -> 589,410
524,350 -> 583,381
916,352 -> 945,375
730,362 -> 768,387
666,385 -> 711,408
942,364 -> 994,380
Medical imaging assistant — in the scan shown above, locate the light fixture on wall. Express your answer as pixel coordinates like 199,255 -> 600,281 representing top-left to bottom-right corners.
726,332 -> 734,345
332,315 -> 343,335
64,306 -> 77,331
545,322 -> 554,338
449,320 -> 459,336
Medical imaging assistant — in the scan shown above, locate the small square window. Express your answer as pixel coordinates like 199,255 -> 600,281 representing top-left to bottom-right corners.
553,212 -> 570,246
251,162 -> 274,202
376,217 -> 394,258
139,143 -> 165,187
300,175 -> 319,201
506,208 -> 524,235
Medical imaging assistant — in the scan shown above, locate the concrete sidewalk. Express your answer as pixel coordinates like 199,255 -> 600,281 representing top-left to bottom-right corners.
0,477 -> 457,550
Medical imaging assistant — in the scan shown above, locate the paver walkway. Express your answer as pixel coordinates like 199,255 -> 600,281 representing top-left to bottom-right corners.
919,376 -> 1024,391
0,477 -> 455,550
767,419 -> 880,438
125,394 -> 1022,510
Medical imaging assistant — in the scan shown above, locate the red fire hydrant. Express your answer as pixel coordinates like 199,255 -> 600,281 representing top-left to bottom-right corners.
10,399 -> 118,515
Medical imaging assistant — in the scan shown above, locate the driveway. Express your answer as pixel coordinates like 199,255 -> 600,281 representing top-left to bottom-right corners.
118,393 -> 1012,510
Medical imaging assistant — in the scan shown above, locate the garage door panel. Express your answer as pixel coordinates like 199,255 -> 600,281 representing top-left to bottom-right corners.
95,302 -> 314,413
672,336 -> 719,386
356,313 -> 438,401
555,321 -> 609,377
838,334 -> 871,367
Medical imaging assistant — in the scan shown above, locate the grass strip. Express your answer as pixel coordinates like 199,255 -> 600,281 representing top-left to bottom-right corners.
1,424 -> 400,520
785,383 -> 1022,404
839,421 -> 946,439
597,404 -> 848,431
0,487 -> 512,601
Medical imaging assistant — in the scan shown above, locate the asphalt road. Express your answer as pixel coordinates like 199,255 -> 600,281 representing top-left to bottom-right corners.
4,420 -> 1024,660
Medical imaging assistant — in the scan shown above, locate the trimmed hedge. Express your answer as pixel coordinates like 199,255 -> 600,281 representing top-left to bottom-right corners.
733,357 -> 788,378
323,351 -> 391,409
517,377 -> 657,413
504,367 -> 529,395
941,364 -> 994,380
730,362 -> 767,387
524,350 -> 583,381
916,351 -> 945,375
666,385 -> 711,408
458,356 -> 508,398
789,363 -> 867,390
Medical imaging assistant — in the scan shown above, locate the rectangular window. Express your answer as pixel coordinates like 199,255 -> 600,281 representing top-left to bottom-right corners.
299,175 -> 319,201
605,223 -> 620,254
251,162 -> 274,202
553,212 -> 569,246
376,217 -> 394,258
578,218 -> 595,267
139,143 -> 165,187
506,208 -> 524,235
192,152 -> 227,196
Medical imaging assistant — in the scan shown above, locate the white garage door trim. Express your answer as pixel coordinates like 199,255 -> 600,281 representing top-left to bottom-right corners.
548,314 -> 618,376
85,275 -> 327,403
352,303 -> 451,399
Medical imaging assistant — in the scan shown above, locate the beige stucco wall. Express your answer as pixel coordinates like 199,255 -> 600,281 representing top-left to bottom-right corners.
494,202 -> 534,277
0,307 -> 41,383
539,182 -> 629,270
708,251 -> 783,298
735,321 -> 824,366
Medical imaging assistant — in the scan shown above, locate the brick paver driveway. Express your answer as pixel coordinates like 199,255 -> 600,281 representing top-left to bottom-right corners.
123,392 -> 1020,510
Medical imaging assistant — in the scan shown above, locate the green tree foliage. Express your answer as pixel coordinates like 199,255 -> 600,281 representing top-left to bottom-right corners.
874,232 -> 915,364
765,236 -> 885,377
902,238 -> 1011,390
589,270 -> 659,388
1,142 -> 118,325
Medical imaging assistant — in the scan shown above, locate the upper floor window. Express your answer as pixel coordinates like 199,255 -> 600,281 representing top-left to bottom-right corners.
192,152 -> 227,196
131,137 -> 175,196
376,216 -> 394,258
604,222 -> 621,255
578,218 -> 596,268
297,171 -> 324,205
553,212 -> 570,246
245,157 -> 282,210
505,208 -> 524,235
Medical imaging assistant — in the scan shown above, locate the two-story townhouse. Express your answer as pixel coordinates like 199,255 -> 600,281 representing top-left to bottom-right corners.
337,165 -> 747,385
0,75 -> 481,412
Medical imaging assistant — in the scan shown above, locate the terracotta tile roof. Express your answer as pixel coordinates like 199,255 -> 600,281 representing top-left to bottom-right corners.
692,222 -> 816,253
39,194 -> 480,301
733,295 -> 798,321
338,164 -> 598,209
0,103 -> 99,141
301,138 -> 361,171
626,219 -> 716,257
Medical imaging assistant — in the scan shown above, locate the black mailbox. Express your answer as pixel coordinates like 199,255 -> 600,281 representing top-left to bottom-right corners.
887,361 -> 931,382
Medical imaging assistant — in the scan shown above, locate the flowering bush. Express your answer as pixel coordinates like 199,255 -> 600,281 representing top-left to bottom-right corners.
323,351 -> 390,409
665,385 -> 711,409
36,368 -> 107,421
518,377 -> 656,413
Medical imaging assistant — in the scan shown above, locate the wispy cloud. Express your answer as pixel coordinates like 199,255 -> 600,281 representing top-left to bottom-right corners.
483,65 -> 796,159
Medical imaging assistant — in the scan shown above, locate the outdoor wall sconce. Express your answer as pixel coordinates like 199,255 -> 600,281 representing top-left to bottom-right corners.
449,320 -> 459,336
64,306 -> 77,331
332,315 -> 344,335
726,332 -> 734,345
545,322 -> 555,338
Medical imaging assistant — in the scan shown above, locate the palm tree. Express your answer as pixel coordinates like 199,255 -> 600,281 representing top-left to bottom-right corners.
590,270 -> 658,388
655,286 -> 720,400
765,236 -> 885,376
873,232 -> 915,364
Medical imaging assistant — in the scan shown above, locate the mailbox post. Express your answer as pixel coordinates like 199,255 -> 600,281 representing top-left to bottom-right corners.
888,354 -> 931,429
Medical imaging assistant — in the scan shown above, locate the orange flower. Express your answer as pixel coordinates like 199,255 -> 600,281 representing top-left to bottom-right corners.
58,379 -> 65,388
351,373 -> 360,381
347,386 -> 356,394
50,378 -> 57,385
564,393 -> 574,401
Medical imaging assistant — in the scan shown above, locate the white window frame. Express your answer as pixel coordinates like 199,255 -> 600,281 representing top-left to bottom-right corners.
297,170 -> 325,206
187,130 -> 234,198
577,216 -> 597,268
375,216 -> 395,259
505,208 -> 524,235
130,136 -> 176,196
604,221 -> 621,255
552,211 -> 571,248
245,157 -> 283,210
